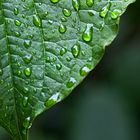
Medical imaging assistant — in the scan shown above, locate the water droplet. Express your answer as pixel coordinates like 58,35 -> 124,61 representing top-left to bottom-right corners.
110,9 -> 121,19
0,80 -> 4,85
45,92 -> 61,107
14,19 -> 22,26
23,97 -> 28,107
82,24 -> 93,42
24,40 -> 32,48
88,11 -> 95,16
17,70 -> 22,76
33,15 -> 42,27
24,68 -> 32,77
14,8 -> 19,15
67,77 -> 76,88
50,0 -> 59,4
80,64 -> 91,76
46,56 -> 56,63
48,20 -> 53,24
61,17 -> 67,22
23,87 -> 29,94
56,64 -> 62,70
60,48 -> 67,56
23,117 -> 31,129
23,54 -> 33,64
72,0 -> 80,11
100,3 -> 110,18
59,24 -> 67,33
63,9 -> 71,17
14,31 -> 21,37
86,0 -> 94,7
71,44 -> 80,58
66,56 -> 71,62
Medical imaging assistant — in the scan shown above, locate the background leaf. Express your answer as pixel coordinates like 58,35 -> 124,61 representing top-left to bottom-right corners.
0,0 -> 135,139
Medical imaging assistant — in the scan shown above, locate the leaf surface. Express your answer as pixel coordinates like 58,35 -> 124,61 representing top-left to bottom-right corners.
0,0 -> 135,139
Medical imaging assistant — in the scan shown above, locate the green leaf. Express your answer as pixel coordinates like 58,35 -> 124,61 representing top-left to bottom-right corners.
0,0 -> 135,139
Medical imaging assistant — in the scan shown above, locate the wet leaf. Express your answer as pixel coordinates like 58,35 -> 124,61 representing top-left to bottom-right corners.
0,0 -> 135,139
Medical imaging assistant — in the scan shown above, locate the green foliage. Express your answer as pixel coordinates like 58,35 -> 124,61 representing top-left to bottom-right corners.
0,0 -> 135,139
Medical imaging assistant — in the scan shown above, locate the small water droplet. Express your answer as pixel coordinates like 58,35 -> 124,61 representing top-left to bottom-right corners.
80,64 -> 91,76
88,11 -> 95,16
86,0 -> 94,7
66,56 -> 71,62
60,48 -> 67,56
23,117 -> 31,129
67,77 -> 76,88
56,64 -> 62,70
110,9 -> 121,19
0,79 -> 4,85
71,44 -> 80,58
23,54 -> 33,64
14,8 -> 19,15
61,17 -> 67,22
23,87 -> 29,94
23,97 -> 28,107
14,31 -> 21,37
59,24 -> 67,33
24,68 -> 32,77
45,92 -> 61,107
17,70 -> 22,76
63,9 -> 71,17
14,19 -> 22,26
24,40 -> 32,48
33,15 -> 42,27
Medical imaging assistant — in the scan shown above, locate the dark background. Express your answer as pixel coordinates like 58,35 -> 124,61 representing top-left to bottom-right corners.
0,1 -> 139,140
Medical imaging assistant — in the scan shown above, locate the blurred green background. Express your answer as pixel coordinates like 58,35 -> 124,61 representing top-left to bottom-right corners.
0,1 -> 139,140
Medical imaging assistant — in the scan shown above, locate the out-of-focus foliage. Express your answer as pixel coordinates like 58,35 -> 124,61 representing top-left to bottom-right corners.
0,0 -> 139,140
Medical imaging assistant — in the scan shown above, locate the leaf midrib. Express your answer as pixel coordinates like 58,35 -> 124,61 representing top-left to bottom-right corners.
1,1 -> 22,139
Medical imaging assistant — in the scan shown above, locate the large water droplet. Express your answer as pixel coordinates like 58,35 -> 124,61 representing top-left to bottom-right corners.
24,68 -> 32,77
72,0 -> 80,11
67,77 -> 76,88
100,3 -> 110,18
71,44 -> 80,58
82,24 -> 93,42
